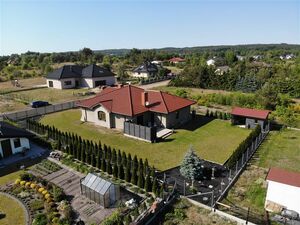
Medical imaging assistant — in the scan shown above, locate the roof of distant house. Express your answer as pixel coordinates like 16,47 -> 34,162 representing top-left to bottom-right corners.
169,57 -> 185,63
77,85 -> 196,117
231,107 -> 271,120
266,168 -> 300,188
47,64 -> 115,80
0,121 -> 34,138
133,62 -> 158,73
82,64 -> 115,78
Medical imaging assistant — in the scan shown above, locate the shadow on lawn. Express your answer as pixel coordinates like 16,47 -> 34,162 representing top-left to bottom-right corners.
181,115 -> 215,131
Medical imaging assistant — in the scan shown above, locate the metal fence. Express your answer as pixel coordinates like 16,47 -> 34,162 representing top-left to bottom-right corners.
124,121 -> 157,142
0,101 -> 77,121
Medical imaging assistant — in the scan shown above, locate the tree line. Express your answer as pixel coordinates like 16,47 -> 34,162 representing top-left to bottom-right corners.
26,120 -> 163,196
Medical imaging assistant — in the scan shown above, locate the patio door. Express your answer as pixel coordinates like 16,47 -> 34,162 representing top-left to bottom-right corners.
1,139 -> 13,158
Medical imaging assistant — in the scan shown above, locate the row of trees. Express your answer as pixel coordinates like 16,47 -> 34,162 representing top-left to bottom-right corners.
226,125 -> 261,168
26,120 -> 163,196
205,109 -> 231,120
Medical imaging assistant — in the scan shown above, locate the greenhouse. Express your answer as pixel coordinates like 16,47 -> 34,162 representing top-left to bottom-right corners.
80,173 -> 120,208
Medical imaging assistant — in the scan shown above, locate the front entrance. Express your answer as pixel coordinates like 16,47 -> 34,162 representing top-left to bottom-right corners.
1,139 -> 13,158
75,80 -> 79,87
137,115 -> 144,125
95,80 -> 106,87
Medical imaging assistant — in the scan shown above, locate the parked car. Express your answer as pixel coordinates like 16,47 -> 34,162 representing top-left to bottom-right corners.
30,101 -> 50,108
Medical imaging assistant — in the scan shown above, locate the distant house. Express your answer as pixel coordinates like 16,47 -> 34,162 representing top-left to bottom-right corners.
77,85 -> 195,130
80,173 -> 120,208
151,60 -> 163,65
169,57 -> 185,64
0,121 -> 34,159
132,62 -> 159,78
215,66 -> 230,75
236,55 -> 245,61
280,54 -> 295,60
206,59 -> 216,66
252,55 -> 263,60
231,107 -> 270,129
46,64 -> 116,89
265,168 -> 300,214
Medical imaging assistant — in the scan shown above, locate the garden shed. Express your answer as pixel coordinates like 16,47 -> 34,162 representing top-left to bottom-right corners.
80,173 -> 120,208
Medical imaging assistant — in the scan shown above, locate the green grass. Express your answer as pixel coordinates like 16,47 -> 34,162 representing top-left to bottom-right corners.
0,170 -> 24,186
256,129 -> 300,172
40,109 -> 251,170
0,193 -> 26,225
224,129 -> 300,214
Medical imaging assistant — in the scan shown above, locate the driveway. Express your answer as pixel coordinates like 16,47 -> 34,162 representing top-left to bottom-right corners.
139,80 -> 170,90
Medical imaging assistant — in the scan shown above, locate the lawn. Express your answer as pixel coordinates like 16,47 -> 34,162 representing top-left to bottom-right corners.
0,170 -> 24,186
0,193 -> 26,225
223,129 -> 300,214
40,109 -> 251,170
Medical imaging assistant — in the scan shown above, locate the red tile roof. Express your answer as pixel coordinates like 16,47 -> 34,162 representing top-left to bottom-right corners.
169,57 -> 185,63
266,168 -> 300,188
77,85 -> 195,117
231,107 -> 270,120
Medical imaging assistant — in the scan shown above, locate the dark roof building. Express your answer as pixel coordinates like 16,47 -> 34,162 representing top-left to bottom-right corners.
0,121 -> 34,138
133,62 -> 159,74
81,64 -> 115,78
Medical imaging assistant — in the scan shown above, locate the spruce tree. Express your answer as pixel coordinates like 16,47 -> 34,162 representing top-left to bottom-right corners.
101,158 -> 106,172
137,172 -> 144,189
107,162 -> 112,175
117,150 -> 122,165
144,174 -> 151,192
152,178 -> 158,193
118,164 -> 124,180
121,152 -> 127,166
125,162 -> 131,182
113,164 -> 118,178
131,166 -> 137,185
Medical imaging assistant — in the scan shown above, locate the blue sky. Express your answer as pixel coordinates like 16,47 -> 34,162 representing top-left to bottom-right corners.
0,0 -> 299,55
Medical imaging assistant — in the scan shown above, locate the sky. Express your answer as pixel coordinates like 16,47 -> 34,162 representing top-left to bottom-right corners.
0,0 -> 299,55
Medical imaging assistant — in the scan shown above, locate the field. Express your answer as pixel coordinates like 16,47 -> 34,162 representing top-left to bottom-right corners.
224,129 -> 300,213
40,109 -> 251,170
0,193 -> 26,225
0,77 -> 46,92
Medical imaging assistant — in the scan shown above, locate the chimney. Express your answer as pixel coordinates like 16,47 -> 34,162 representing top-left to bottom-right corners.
141,91 -> 149,107
117,83 -> 123,88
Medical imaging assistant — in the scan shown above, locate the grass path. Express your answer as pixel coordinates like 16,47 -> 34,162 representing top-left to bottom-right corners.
41,109 -> 250,170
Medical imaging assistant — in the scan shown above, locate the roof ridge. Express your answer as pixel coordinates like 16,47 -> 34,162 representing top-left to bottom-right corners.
159,91 -> 169,113
128,86 -> 134,116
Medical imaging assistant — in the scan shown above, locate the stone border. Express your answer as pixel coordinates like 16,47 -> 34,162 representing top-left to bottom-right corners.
0,192 -> 31,225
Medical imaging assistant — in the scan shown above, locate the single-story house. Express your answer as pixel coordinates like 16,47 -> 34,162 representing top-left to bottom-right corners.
169,57 -> 185,64
215,66 -> 230,75
206,59 -> 216,66
46,64 -> 116,89
132,62 -> 159,78
0,121 -> 34,159
265,168 -> 300,214
231,107 -> 270,129
77,85 -> 196,130
80,173 -> 120,208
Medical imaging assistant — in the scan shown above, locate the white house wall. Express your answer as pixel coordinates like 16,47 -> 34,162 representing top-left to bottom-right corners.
81,105 -> 111,128
265,180 -> 300,214
0,138 -> 30,157
47,78 -> 77,89
82,77 -> 116,88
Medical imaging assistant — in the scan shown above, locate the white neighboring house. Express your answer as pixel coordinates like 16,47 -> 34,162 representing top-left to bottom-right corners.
206,59 -> 216,66
215,66 -> 230,75
132,62 -> 159,78
46,64 -> 116,89
265,167 -> 300,214
0,121 -> 33,159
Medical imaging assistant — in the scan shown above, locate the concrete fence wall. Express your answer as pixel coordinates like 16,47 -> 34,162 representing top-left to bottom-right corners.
0,101 -> 76,121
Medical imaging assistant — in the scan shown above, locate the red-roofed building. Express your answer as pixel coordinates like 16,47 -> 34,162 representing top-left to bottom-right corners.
169,57 -> 185,64
231,107 -> 271,129
77,85 -> 195,137
265,168 -> 300,214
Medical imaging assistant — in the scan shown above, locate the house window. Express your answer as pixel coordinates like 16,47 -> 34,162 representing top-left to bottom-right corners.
13,138 -> 21,148
98,111 -> 106,121
64,80 -> 72,86
176,111 -> 180,119
48,81 -> 53,87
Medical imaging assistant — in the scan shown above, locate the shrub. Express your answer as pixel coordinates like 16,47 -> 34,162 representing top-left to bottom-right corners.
32,213 -> 48,225
30,200 -> 45,211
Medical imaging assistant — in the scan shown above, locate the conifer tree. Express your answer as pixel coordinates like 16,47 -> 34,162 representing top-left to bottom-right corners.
125,162 -> 131,182
113,164 -> 118,178
144,174 -> 151,192
118,164 -> 124,180
152,178 -> 158,193
107,162 -> 112,175
101,158 -> 106,172
131,166 -> 137,185
137,172 -> 144,188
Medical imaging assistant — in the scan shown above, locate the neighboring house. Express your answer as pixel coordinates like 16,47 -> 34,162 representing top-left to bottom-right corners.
280,54 -> 295,60
77,85 -> 195,130
231,107 -> 270,129
252,55 -> 263,60
236,55 -> 245,61
151,60 -> 163,65
215,66 -> 230,75
132,62 -> 159,78
46,64 -> 116,89
169,57 -> 185,64
0,121 -> 34,159
265,168 -> 300,214
80,173 -> 120,208
206,59 -> 216,66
